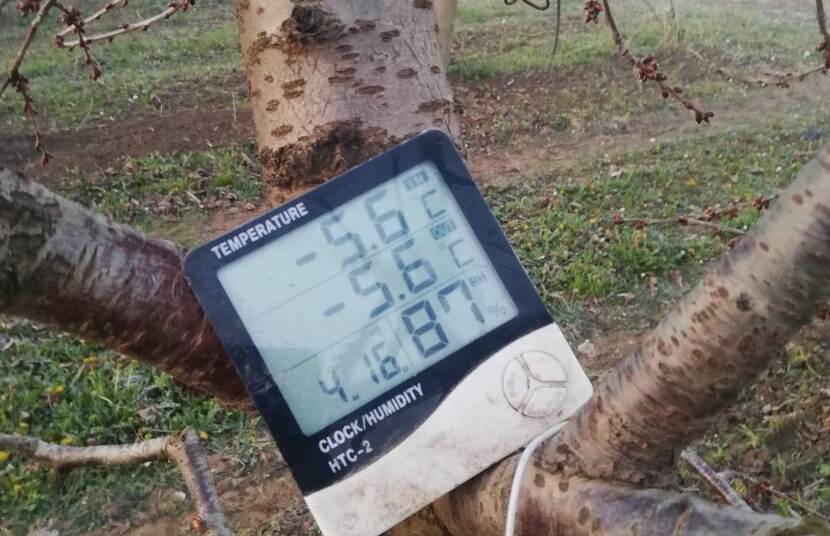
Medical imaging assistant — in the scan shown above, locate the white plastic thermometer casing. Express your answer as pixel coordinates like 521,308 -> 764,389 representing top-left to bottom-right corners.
306,322 -> 591,536
184,130 -> 592,536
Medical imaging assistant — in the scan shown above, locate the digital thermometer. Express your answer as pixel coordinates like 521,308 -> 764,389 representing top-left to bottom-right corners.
185,130 -> 592,536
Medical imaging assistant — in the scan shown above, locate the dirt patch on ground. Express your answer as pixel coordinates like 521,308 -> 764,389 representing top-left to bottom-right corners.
3,64 -> 825,195
0,102 -> 255,189
98,449 -> 315,536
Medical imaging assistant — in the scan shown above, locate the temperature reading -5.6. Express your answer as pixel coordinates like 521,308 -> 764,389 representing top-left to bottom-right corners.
217,163 -> 518,435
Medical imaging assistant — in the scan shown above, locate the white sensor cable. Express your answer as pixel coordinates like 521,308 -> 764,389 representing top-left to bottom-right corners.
504,421 -> 567,536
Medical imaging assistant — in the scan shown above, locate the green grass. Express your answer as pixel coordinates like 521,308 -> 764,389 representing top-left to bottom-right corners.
64,143 -> 263,246
0,319 -> 260,535
451,2 -> 822,81
0,0 -> 242,131
483,116 -> 826,334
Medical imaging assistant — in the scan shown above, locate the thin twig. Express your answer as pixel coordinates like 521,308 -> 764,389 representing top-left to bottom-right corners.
0,430 -> 231,536
56,0 -> 192,49
553,0 -> 561,54
614,216 -> 745,235
758,483 -> 830,523
597,0 -> 714,124
54,1 -> 102,80
54,0 -> 129,38
818,0 -> 828,37
681,449 -> 751,510
0,0 -> 57,99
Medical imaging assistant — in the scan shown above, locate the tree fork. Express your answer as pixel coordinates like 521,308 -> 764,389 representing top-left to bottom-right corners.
0,167 -> 250,409
428,458 -> 819,536
235,0 -> 459,189
394,144 -> 830,535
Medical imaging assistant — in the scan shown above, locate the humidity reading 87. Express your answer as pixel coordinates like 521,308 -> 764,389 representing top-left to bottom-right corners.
218,163 -> 518,435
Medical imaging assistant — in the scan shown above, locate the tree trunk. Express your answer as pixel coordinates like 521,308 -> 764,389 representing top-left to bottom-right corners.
435,0 -> 458,69
235,0 -> 459,190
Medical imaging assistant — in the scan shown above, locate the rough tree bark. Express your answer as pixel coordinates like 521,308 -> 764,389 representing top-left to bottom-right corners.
235,0 -> 459,190
391,146 -> 830,535
435,0 -> 458,69
0,167 -> 249,409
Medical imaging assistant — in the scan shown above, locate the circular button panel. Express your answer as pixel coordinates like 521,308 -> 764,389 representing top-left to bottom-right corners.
502,351 -> 569,418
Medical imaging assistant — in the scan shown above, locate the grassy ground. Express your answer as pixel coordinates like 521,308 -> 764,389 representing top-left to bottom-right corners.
1,0 -> 829,534
0,0 -> 242,131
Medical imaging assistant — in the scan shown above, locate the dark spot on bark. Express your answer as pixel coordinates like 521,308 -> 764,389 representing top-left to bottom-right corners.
328,67 -> 356,83
341,52 -> 360,60
805,189 -> 813,197
578,507 -> 590,525
413,0 -> 434,8
657,339 -> 670,356
792,193 -> 804,205
380,29 -> 401,42
397,67 -> 417,79
350,19 -> 377,33
431,65 -> 441,73
692,348 -> 704,358
256,6 -> 264,14
759,241 -> 769,251
417,98 -> 451,113
670,336 -> 679,346
433,117 -> 444,126
283,5 -> 345,43
558,478 -> 569,492
374,66 -> 387,73
534,473 -> 545,487
717,286 -> 729,298
356,85 -> 385,96
282,78 -> 306,99
658,361 -> 668,372
264,74 -> 274,83
251,88 -> 262,98
270,125 -> 293,138
335,44 -> 353,53
591,518 -> 601,531
259,120 -> 397,187
518,497 -> 551,534
736,293 -> 752,312
265,99 -> 280,112
738,335 -> 754,354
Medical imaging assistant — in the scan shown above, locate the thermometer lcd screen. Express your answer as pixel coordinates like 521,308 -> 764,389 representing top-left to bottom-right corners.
217,162 -> 518,435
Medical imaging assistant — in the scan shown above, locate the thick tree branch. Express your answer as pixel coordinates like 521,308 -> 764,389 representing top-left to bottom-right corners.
0,167 -> 250,409
0,430 -> 231,536
541,143 -> 830,485
395,457 -> 819,536
392,143 -> 830,535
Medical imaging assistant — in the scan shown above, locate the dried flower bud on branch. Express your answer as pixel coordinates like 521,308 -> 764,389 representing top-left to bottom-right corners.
587,0 -> 714,124
55,0 -> 195,49
1,0 -> 194,166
